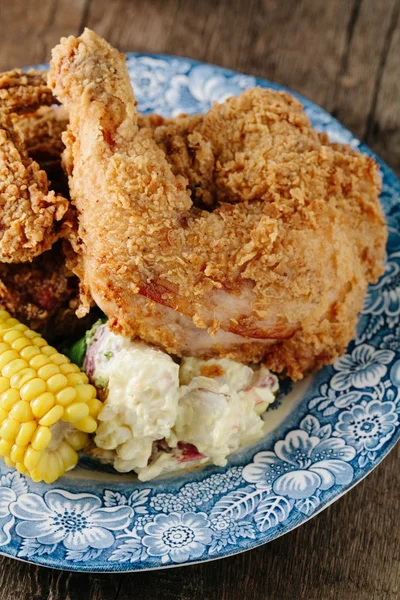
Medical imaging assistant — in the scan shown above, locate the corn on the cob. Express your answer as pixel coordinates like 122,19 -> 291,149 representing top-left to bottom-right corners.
0,310 -> 102,483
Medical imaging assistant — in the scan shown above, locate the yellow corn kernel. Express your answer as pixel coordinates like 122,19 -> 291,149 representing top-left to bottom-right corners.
56,387 -> 77,407
37,364 -> 60,381
0,406 -> 8,423
10,367 -> 37,390
29,468 -> 43,483
59,363 -> 81,375
20,345 -> 40,360
15,421 -> 37,446
63,402 -> 89,423
66,430 -> 89,450
42,346 -> 57,357
3,318 -> 20,328
0,376 -> 10,394
10,444 -> 26,463
67,372 -> 89,385
49,353 -> 69,366
31,426 -> 52,451
2,358 -> 29,378
20,378 -> 47,402
11,337 -> 32,352
46,374 -> 68,393
39,405 -> 64,427
0,388 -> 20,410
0,418 -> 20,440
24,329 -> 39,340
3,330 -> 23,344
29,354 -> 50,369
0,350 -> 19,370
87,398 -> 103,418
0,343 -> 10,355
0,439 -> 13,456
43,453 -> 63,484
75,415 -> 97,433
58,441 -> 79,470
31,392 -> 56,418
24,447 -> 42,470
15,462 -> 28,475
9,400 -> 33,422
0,314 -> 101,483
75,384 -> 97,403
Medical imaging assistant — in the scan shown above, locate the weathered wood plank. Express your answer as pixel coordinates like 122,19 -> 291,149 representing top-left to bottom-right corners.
86,0 -> 352,112
332,0 -> 399,141
367,0 -> 400,174
0,0 -> 87,71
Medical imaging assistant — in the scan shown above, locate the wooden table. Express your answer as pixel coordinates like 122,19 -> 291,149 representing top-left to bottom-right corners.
0,1 -> 399,598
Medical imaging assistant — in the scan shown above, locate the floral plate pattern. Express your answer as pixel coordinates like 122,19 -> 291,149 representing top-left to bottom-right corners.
0,54 -> 398,572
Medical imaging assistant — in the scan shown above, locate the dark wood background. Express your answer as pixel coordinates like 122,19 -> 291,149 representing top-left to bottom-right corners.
0,1 -> 399,598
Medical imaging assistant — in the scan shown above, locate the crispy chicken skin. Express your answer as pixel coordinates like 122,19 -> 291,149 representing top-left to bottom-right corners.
49,30 -> 387,379
0,242 -> 95,341
0,111 -> 68,262
0,69 -> 56,115
12,106 -> 69,197
0,69 -> 91,338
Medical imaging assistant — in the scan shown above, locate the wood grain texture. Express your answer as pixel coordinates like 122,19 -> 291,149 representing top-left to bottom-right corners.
0,1 -> 399,598
0,0 -> 87,71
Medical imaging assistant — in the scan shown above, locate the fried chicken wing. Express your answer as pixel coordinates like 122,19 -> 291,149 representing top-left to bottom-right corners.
0,110 -> 68,262
49,30 -> 387,379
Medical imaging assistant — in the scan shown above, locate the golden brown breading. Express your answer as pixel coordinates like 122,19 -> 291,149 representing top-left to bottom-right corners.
13,105 -> 67,161
0,111 -> 68,262
49,30 -> 387,379
0,67 -> 68,194
12,106 -> 69,196
0,69 -> 55,114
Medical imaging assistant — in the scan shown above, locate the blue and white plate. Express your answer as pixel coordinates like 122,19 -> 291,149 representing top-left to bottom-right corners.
0,55 -> 399,572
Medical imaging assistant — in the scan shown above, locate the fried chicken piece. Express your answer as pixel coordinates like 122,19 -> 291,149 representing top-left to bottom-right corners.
12,106 -> 69,197
0,70 -> 87,338
49,30 -> 386,379
0,67 -> 69,195
0,110 -> 68,262
140,113 -> 216,207
0,69 -> 56,114
13,106 -> 68,162
0,241 -> 95,341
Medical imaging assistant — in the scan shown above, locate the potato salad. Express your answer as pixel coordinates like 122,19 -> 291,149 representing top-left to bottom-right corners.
83,323 -> 279,481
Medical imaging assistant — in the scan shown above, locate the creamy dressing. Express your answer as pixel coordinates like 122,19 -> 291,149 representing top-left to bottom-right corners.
85,324 -> 279,480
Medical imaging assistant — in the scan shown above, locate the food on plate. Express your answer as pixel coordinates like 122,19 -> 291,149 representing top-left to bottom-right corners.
49,29 -> 386,381
0,69 -> 55,115
0,29 -> 388,483
12,106 -> 69,195
0,311 -> 101,483
79,321 -> 278,481
0,109 -> 68,262
0,69 -> 93,341
0,243 -> 96,342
